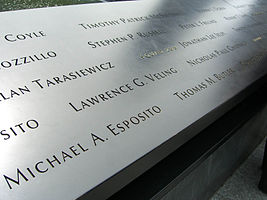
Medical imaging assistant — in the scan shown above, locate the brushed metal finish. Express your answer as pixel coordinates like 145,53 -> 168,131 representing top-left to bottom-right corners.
0,0 -> 266,199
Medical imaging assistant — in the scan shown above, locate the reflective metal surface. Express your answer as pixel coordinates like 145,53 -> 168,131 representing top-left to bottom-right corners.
0,0 -> 266,199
